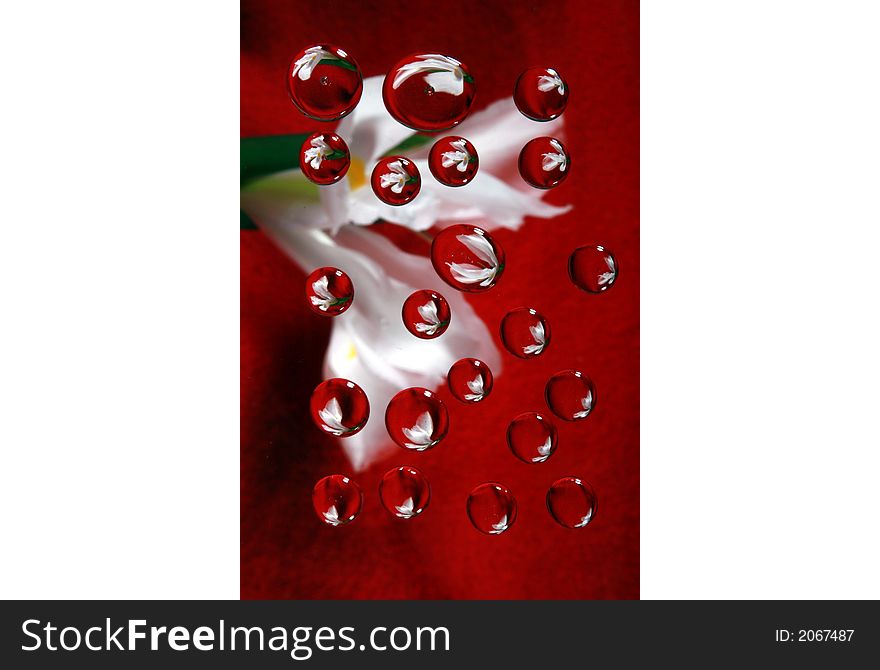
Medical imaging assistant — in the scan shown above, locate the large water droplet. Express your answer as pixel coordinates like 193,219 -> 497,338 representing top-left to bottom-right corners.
546,476 -> 597,528
467,482 -> 517,535
431,224 -> 505,293
312,474 -> 363,526
507,411 -> 558,463
370,156 -> 421,206
569,245 -> 618,293
402,289 -> 451,339
385,388 -> 449,451
519,136 -> 570,189
287,44 -> 363,121
428,136 -> 479,187
513,67 -> 569,121
447,358 -> 494,404
305,267 -> 354,316
309,378 -> 370,438
299,132 -> 351,185
500,307 -> 550,358
545,370 -> 596,422
379,466 -> 431,519
382,53 -> 476,131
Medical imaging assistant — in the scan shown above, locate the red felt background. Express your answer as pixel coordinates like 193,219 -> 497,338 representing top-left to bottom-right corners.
241,0 -> 639,599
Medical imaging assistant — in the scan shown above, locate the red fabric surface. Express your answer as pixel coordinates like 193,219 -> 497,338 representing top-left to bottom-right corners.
241,0 -> 639,599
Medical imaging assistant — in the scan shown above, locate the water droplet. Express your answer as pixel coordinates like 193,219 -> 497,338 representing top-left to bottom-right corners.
312,475 -> 363,526
385,387 -> 449,451
305,267 -> 354,316
569,245 -> 618,293
299,132 -> 351,185
507,412 -> 558,463
309,378 -> 370,437
547,477 -> 597,528
428,136 -> 479,187
430,224 -> 505,293
370,156 -> 421,205
467,482 -> 517,535
447,358 -> 493,404
287,44 -> 363,121
545,370 -> 596,422
382,53 -> 476,131
402,290 -> 451,339
379,466 -> 431,519
500,307 -> 550,358
514,67 -> 569,121
519,136 -> 570,189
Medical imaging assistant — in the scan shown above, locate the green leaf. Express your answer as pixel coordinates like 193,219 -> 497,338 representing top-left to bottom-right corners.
384,133 -> 433,156
241,134 -> 309,187
240,210 -> 258,230
317,57 -> 358,72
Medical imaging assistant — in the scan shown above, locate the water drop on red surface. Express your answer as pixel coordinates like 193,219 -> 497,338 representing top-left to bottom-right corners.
370,156 -> 421,205
299,132 -> 350,185
287,45 -> 363,121
507,412 -> 558,463
401,290 -> 451,339
447,358 -> 494,404
467,482 -> 517,535
518,136 -> 570,189
500,307 -> 550,359
385,388 -> 449,451
430,224 -> 505,292
545,370 -> 596,422
547,476 -> 597,528
309,378 -> 370,437
428,136 -> 479,186
379,466 -> 431,519
382,54 -> 476,131
305,267 -> 354,316
569,245 -> 618,293
312,474 -> 363,526
513,67 -> 569,121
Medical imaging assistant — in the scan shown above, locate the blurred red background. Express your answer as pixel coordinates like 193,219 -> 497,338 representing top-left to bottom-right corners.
241,0 -> 639,599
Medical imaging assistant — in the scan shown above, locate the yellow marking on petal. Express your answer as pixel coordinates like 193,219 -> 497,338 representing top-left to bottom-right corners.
345,342 -> 357,360
348,156 -> 367,190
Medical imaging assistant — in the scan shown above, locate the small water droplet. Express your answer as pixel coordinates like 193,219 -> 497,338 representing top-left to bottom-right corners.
507,412 -> 558,463
379,466 -> 431,519
545,370 -> 596,422
287,44 -> 363,121
382,53 -> 476,131
467,482 -> 517,535
312,475 -> 363,526
309,378 -> 370,437
370,156 -> 421,206
385,388 -> 448,451
447,358 -> 493,404
500,308 -> 550,359
569,245 -> 618,293
519,136 -> 570,189
299,132 -> 351,185
514,67 -> 569,121
430,224 -> 505,293
547,477 -> 597,529
305,267 -> 354,316
402,290 -> 451,339
428,136 -> 479,187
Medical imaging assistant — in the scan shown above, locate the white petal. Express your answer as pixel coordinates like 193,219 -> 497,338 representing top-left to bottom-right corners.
323,505 -> 340,524
395,497 -> 415,517
529,322 -> 545,345
336,76 -> 414,164
423,69 -> 464,96
466,374 -> 483,395
456,233 -> 497,267
417,300 -> 440,325
241,195 -> 502,471
446,262 -> 495,285
491,515 -> 508,533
